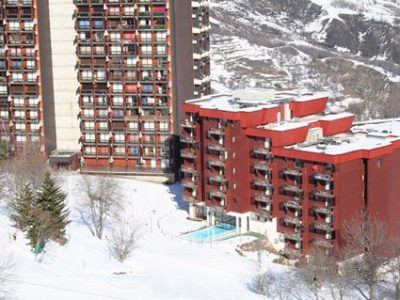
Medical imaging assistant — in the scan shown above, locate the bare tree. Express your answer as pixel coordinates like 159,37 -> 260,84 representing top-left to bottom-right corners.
1,141 -> 50,202
386,252 -> 400,300
107,220 -> 140,263
0,254 -> 14,300
79,175 -> 122,239
250,271 -> 276,298
340,210 -> 392,300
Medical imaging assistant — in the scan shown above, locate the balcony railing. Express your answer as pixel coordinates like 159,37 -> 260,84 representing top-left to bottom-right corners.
282,168 -> 302,177
281,185 -> 304,196
208,143 -> 224,152
254,162 -> 271,172
208,174 -> 226,183
180,149 -> 196,159
313,222 -> 333,233
208,158 -> 225,168
253,193 -> 271,204
312,239 -> 333,249
182,179 -> 197,189
253,178 -> 272,188
209,190 -> 226,200
314,190 -> 335,200
183,195 -> 197,203
284,232 -> 302,242
280,247 -> 302,258
180,136 -> 196,144
208,128 -> 225,136
181,165 -> 197,175
253,146 -> 272,158
282,216 -> 302,227
282,200 -> 301,211
314,172 -> 333,182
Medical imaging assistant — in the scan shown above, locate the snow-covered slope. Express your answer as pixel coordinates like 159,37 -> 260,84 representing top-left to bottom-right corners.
210,0 -> 400,120
0,173 -> 278,300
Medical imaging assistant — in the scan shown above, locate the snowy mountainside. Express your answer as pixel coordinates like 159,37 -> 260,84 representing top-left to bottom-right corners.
210,0 -> 400,120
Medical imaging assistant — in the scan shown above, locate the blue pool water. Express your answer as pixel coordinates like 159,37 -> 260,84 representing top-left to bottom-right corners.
186,223 -> 236,241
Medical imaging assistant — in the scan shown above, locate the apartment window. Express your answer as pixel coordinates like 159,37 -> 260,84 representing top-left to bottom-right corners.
93,20 -> 103,29
156,32 -> 166,42
159,121 -> 169,132
110,45 -> 121,55
115,147 -> 125,155
27,72 -> 36,82
84,146 -> 95,155
113,96 -> 123,106
143,121 -> 155,131
79,33 -> 89,42
26,59 -> 35,69
130,146 -> 140,156
0,110 -> 8,119
114,132 -> 125,142
84,121 -> 94,129
129,122 -> 138,130
79,19 -> 90,29
141,45 -> 152,55
161,159 -> 170,168
157,45 -> 166,55
83,109 -> 94,117
142,58 -> 152,67
109,7 -> 120,15
100,133 -> 109,142
82,96 -> 92,104
85,133 -> 95,142
124,6 -> 135,15
159,135 -> 168,143
14,97 -> 24,106
98,121 -> 108,129
143,84 -> 153,93
16,135 -> 26,143
31,135 -> 40,142
141,32 -> 152,42
97,96 -> 106,105
126,57 -> 137,66
9,21 -> 20,30
113,83 -> 123,93
24,21 -> 34,31
11,59 -> 22,69
0,85 -> 6,94
29,111 -> 38,119
15,110 -> 25,119
81,70 -> 92,80
110,32 -> 120,41
95,46 -> 104,55
31,123 -> 40,131
96,69 -> 106,80
12,72 -> 23,81
15,123 -> 25,130
98,109 -> 108,117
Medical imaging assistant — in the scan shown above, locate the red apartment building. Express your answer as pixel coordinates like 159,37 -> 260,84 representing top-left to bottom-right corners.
0,0 -> 45,154
74,0 -> 209,179
181,90 -> 400,257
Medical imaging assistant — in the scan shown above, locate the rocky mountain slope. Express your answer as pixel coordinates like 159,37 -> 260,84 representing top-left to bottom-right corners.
210,0 -> 400,119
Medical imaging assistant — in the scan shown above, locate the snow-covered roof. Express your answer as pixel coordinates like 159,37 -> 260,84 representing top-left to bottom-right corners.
291,120 -> 400,155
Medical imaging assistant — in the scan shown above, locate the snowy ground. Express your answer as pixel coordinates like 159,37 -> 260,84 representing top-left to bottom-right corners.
0,173 -> 282,300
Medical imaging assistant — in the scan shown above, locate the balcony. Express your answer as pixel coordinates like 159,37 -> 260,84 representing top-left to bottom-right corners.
208,158 -> 225,168
281,184 -> 304,197
181,165 -> 197,175
282,168 -> 302,178
207,143 -> 224,152
183,195 -> 197,203
314,190 -> 335,201
182,179 -> 197,189
312,239 -> 333,249
180,136 -> 196,144
282,199 -> 301,211
208,174 -> 226,183
253,178 -> 272,189
284,232 -> 302,242
280,247 -> 302,258
253,162 -> 271,172
253,193 -> 271,204
313,222 -> 333,233
180,149 -> 196,159
313,206 -> 332,216
208,128 -> 224,136
253,146 -> 272,158
209,190 -> 226,200
314,172 -> 333,182
282,216 -> 302,227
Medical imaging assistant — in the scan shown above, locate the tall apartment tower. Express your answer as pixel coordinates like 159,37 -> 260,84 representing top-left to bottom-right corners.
0,0 -> 45,154
73,0 -> 209,179
192,0 -> 210,97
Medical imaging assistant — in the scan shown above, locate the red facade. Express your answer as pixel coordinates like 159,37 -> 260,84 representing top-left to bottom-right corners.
181,93 -> 400,257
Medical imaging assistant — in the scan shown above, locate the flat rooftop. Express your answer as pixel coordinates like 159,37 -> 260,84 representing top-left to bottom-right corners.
290,120 -> 400,155
185,89 -> 329,113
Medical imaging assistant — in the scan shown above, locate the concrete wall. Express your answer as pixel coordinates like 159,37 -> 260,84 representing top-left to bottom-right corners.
47,0 -> 80,152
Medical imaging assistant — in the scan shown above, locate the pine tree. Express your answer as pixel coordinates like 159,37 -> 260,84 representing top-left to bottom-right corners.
11,183 -> 36,230
36,172 -> 70,241
0,140 -> 8,163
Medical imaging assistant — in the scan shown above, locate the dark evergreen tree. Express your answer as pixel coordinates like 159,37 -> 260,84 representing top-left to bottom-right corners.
11,183 -> 36,230
0,140 -> 9,163
36,172 -> 70,241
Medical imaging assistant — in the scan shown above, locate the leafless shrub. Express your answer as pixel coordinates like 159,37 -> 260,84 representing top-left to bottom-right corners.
78,175 -> 122,239
250,271 -> 276,297
340,210 -> 393,300
1,141 -> 50,202
107,221 -> 140,263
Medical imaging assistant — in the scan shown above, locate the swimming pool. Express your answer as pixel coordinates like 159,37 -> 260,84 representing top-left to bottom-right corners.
185,223 -> 236,242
